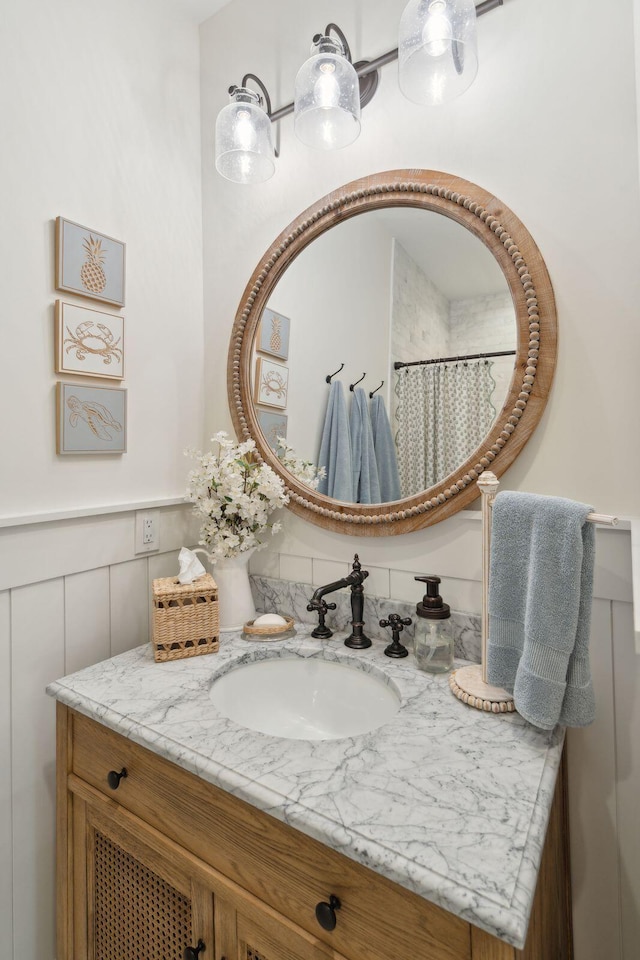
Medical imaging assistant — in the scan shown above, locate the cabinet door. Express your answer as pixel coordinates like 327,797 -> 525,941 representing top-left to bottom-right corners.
214,891 -> 349,960
72,795 -> 214,960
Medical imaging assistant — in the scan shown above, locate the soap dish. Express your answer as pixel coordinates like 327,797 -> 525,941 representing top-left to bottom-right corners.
242,615 -> 295,641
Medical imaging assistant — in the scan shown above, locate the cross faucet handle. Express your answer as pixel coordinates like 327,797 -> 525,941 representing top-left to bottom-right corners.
307,597 -> 336,639
379,613 -> 412,659
380,613 -> 412,632
307,598 -> 337,613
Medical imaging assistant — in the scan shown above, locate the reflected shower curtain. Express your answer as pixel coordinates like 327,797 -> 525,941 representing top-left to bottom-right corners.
395,361 -> 496,497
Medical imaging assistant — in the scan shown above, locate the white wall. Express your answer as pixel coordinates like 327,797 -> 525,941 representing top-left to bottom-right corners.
391,240 -> 450,368
201,0 -> 640,517
0,2 -> 204,957
0,0 -> 205,519
260,215 -> 393,464
200,1 -> 640,957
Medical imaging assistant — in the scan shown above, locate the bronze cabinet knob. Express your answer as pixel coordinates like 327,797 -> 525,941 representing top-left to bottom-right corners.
106,767 -> 127,790
315,894 -> 341,931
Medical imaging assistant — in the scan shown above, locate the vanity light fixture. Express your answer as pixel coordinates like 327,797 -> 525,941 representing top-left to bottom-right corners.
399,0 -> 479,106
214,0 -> 502,182
214,74 -> 276,184
294,24 -> 361,150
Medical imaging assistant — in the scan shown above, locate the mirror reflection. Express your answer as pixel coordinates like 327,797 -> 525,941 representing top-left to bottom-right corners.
251,207 -> 516,505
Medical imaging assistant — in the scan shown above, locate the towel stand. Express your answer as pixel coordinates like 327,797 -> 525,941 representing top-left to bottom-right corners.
449,471 -> 618,714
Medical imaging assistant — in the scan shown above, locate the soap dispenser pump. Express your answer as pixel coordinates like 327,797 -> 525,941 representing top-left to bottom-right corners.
413,576 -> 454,674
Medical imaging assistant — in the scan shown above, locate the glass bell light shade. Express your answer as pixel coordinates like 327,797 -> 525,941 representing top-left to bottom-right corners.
398,0 -> 478,106
294,35 -> 361,150
215,87 -> 275,184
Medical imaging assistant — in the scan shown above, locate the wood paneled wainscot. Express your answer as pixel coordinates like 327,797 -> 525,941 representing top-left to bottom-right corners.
57,705 -> 572,960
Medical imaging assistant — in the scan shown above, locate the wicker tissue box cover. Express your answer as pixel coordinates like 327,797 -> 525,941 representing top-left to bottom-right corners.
152,573 -> 219,662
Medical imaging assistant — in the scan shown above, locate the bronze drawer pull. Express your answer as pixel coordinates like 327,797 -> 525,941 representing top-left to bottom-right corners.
315,894 -> 341,931
184,939 -> 205,960
106,767 -> 127,790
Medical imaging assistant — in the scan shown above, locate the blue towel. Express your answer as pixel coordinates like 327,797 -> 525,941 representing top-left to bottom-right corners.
316,380 -> 354,502
370,394 -> 401,502
487,491 -> 596,730
349,387 -> 381,504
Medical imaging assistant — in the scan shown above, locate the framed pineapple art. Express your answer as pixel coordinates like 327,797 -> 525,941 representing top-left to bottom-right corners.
55,217 -> 125,307
256,307 -> 290,360
55,301 -> 124,380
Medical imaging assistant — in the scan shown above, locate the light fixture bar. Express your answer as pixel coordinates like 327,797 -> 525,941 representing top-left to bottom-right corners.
269,0 -> 502,123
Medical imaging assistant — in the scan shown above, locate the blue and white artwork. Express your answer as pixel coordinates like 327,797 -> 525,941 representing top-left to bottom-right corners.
254,358 -> 289,410
56,217 -> 126,307
257,308 -> 290,360
57,381 -> 127,454
257,410 -> 288,452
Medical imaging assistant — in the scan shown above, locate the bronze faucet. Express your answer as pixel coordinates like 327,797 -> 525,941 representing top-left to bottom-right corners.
307,554 -> 371,649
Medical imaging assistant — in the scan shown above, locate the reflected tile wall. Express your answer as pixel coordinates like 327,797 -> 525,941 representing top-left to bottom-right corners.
250,575 -> 481,663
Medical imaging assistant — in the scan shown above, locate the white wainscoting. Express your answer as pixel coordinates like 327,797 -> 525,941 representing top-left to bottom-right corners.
0,503 -> 198,960
0,506 -> 637,960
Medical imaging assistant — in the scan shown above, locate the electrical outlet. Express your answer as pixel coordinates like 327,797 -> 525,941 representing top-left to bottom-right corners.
143,517 -> 156,544
135,509 -> 160,553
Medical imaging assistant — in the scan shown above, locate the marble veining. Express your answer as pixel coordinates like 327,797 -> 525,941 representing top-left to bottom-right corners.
251,574 -> 483,663
47,628 -> 563,949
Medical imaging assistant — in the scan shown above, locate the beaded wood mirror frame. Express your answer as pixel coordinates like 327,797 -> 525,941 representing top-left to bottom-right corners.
227,169 -> 557,537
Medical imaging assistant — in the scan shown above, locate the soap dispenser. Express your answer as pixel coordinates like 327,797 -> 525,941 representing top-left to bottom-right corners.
413,576 -> 453,674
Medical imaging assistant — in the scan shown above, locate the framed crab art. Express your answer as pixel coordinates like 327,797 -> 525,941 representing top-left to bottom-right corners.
253,357 -> 289,410
56,381 -> 127,455
55,301 -> 124,380
55,217 -> 125,307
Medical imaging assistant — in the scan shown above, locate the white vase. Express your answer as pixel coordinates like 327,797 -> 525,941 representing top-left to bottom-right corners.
212,549 -> 257,632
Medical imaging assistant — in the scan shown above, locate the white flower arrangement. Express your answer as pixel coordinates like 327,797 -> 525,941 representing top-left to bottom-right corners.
276,437 -> 326,490
186,432 -> 288,560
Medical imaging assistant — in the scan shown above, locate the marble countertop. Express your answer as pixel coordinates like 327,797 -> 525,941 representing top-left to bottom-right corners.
47,628 -> 564,949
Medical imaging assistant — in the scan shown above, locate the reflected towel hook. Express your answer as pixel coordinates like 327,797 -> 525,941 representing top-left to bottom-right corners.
369,380 -> 384,398
326,362 -> 345,384
349,372 -> 366,391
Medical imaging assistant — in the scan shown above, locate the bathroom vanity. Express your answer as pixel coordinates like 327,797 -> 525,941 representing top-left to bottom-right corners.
50,630 -> 571,960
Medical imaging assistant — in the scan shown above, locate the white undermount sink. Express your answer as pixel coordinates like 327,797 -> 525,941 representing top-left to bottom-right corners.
208,656 -> 401,741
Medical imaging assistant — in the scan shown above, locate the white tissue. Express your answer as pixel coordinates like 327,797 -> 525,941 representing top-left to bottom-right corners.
177,547 -> 206,584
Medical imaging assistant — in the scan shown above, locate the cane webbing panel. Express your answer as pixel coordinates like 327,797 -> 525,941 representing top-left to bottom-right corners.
246,948 -> 266,960
93,830 -> 192,960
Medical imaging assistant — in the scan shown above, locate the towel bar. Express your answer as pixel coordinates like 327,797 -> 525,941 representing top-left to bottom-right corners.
449,472 -> 618,714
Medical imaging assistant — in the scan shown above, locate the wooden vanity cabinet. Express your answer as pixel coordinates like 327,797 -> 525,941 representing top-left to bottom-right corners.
57,704 -> 572,960
68,790 -> 344,960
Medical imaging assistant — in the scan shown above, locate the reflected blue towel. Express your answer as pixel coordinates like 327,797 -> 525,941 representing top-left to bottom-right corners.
487,491 -> 596,730
316,380 -> 353,502
370,394 -> 401,502
350,387 -> 381,504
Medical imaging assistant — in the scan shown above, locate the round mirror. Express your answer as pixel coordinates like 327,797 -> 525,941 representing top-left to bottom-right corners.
253,208 -> 516,501
228,170 -> 557,536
